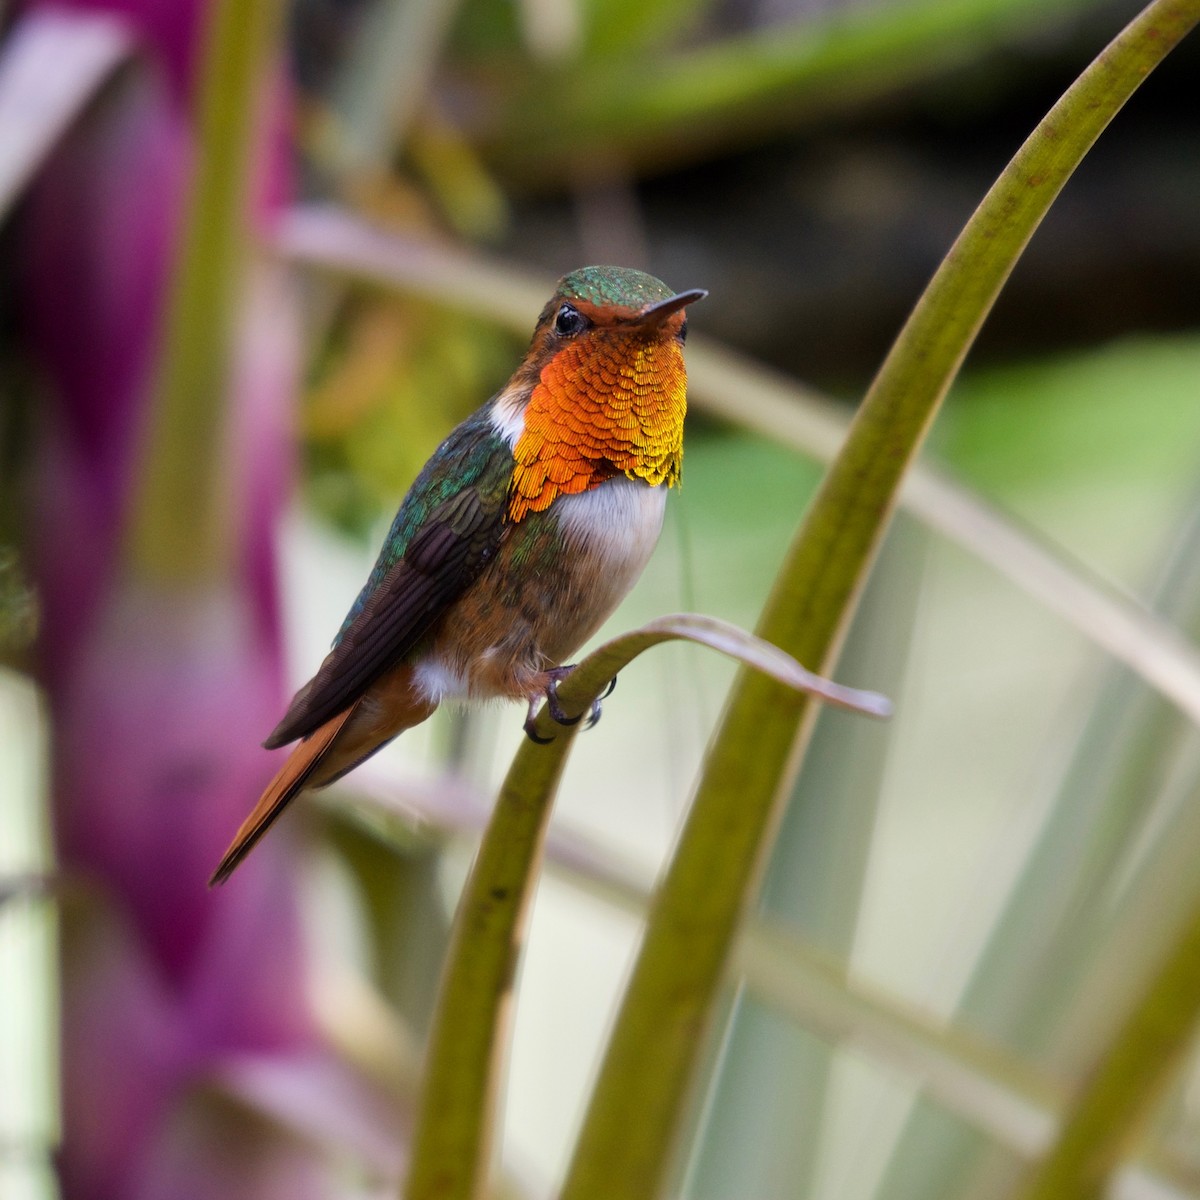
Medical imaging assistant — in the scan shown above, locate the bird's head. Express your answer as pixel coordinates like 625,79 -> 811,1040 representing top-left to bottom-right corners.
502,266 -> 707,520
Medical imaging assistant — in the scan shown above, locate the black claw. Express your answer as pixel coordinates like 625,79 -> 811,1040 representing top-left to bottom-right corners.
525,665 -> 614,740
581,674 -> 615,728
524,718 -> 555,744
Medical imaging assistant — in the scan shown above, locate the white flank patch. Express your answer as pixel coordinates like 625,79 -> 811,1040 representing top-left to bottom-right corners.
412,656 -> 470,704
488,381 -> 526,448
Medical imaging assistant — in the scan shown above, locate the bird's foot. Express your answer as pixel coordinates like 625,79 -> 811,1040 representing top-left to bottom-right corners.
522,668 -> 619,743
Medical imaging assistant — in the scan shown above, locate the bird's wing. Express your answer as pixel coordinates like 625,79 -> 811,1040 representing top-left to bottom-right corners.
265,412 -> 513,748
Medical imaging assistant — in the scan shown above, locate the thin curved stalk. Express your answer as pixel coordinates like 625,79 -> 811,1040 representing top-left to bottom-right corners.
401,614 -> 887,1200
275,208 -> 1200,727
315,0 -> 466,180
1014,899 -> 1200,1200
560,4 -> 1200,1198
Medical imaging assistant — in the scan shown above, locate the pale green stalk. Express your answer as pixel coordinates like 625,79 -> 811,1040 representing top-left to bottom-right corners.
877,493 -> 1200,1200
684,521 -> 922,1197
1001,494 -> 1200,1072
1014,899 -> 1200,1200
125,0 -> 284,583
317,0 -> 465,180
559,4 -> 1200,1197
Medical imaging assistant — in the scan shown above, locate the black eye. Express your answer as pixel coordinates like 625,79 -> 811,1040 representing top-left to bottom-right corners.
554,304 -> 588,337
678,317 -> 689,344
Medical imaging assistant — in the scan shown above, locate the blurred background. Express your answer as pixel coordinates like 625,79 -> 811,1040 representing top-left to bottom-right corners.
2,0 -> 1200,1197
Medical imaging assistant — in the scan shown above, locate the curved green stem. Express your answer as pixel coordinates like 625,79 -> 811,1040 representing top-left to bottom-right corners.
401,614 -> 885,1200
559,4 -> 1200,1198
1014,896 -> 1200,1200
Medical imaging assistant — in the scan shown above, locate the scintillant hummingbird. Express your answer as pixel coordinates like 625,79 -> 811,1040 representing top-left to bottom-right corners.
211,266 -> 706,884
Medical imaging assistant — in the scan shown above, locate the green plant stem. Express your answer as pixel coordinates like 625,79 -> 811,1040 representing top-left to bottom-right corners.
401,615 -> 886,1200
125,0 -> 284,583
401,723 -> 574,1200
558,4 -> 1200,1198
1014,897 -> 1200,1200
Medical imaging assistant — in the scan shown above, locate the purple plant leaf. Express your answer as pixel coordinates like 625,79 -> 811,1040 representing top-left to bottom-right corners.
57,900 -> 179,1200
212,1049 -> 408,1176
0,8 -> 134,221
24,61 -> 188,692
22,0 -> 207,97
14,3 -> 354,1195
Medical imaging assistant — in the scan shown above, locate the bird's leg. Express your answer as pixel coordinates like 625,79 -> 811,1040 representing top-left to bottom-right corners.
523,696 -> 555,744
523,668 -> 620,743
523,666 -> 576,743
524,666 -> 585,741
523,667 -> 600,739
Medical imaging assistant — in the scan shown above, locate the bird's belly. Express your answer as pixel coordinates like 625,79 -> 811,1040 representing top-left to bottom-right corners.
413,476 -> 668,703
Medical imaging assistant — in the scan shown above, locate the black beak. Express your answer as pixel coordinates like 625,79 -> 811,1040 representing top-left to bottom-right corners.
634,288 -> 708,326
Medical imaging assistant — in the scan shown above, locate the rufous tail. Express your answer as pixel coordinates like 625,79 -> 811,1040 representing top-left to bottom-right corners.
209,706 -> 356,886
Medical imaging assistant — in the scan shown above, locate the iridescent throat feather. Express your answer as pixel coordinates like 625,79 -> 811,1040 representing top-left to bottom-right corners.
508,332 -> 687,521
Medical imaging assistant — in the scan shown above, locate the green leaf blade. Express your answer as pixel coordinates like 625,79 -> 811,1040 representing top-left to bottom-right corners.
559,4 -> 1200,1198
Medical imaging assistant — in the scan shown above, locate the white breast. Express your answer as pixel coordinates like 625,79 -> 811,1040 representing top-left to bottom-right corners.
555,476 -> 668,601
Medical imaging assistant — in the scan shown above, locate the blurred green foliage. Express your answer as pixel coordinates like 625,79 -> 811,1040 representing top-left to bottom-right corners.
303,297 -> 521,536
940,337 -> 1200,495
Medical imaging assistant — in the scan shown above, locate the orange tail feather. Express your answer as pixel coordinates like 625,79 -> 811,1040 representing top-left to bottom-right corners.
209,706 -> 356,886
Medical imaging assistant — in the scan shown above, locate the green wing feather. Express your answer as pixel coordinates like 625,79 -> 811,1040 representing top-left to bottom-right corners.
265,405 -> 514,748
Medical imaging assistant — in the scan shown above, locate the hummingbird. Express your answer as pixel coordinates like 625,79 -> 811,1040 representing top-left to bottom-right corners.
210,266 -> 706,884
